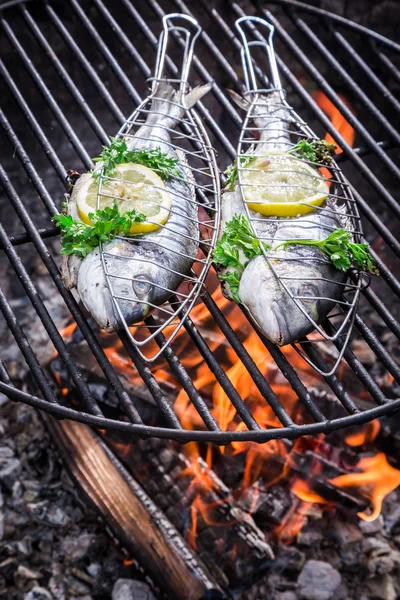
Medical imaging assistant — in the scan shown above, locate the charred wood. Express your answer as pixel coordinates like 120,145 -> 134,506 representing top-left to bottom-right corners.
44,416 -> 222,600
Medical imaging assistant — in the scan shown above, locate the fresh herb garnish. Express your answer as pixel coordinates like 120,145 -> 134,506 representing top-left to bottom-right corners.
274,228 -> 378,274
219,271 -> 241,303
92,137 -> 181,181
224,155 -> 257,192
213,215 -> 270,302
53,201 -> 146,258
288,138 -> 336,165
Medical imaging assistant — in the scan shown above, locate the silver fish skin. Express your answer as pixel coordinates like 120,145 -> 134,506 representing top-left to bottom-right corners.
62,82 -> 211,332
218,91 -> 346,345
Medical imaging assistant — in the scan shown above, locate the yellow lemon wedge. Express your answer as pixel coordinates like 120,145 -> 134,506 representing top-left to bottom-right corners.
76,163 -> 172,234
241,152 -> 329,217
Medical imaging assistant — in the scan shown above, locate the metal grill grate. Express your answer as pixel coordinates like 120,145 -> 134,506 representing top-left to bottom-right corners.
0,0 -> 400,443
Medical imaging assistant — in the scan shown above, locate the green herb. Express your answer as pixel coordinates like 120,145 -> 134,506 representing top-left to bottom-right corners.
219,271 -> 241,303
52,201 -> 146,258
213,215 -> 270,302
224,155 -> 257,192
288,138 -> 336,165
92,136 -> 181,181
274,228 -> 379,274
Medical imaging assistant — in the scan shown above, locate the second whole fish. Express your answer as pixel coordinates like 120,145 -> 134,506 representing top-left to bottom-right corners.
218,90 -> 346,345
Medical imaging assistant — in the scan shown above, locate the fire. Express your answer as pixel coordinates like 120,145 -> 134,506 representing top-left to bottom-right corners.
313,90 -> 356,151
291,478 -> 326,504
331,453 -> 400,522
59,321 -> 78,340
345,419 -> 381,447
55,89 -> 397,548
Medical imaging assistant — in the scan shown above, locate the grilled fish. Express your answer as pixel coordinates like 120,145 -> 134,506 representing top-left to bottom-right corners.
218,90 -> 346,345
62,82 -> 211,331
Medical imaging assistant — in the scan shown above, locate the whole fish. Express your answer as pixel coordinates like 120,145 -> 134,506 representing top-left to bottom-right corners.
218,90 -> 346,345
62,82 -> 211,331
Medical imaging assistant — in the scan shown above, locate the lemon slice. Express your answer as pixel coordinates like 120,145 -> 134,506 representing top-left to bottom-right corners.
76,163 -> 172,234
241,152 -> 329,217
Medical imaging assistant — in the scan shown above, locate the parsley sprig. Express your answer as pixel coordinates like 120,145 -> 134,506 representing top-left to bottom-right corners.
288,138 -> 336,165
274,228 -> 378,274
52,202 -> 146,258
224,155 -> 257,192
92,137 -> 181,181
213,215 -> 270,302
214,217 -> 378,303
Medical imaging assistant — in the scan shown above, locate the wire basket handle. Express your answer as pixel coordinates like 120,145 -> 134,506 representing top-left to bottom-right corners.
152,13 -> 202,97
235,16 -> 283,97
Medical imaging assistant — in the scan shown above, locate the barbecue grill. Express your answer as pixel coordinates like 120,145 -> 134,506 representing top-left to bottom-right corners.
1,0 -> 400,444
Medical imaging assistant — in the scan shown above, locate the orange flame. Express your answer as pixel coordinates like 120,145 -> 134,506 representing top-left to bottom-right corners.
59,321 -> 78,340
313,90 -> 356,151
331,453 -> 400,522
345,419 -> 381,447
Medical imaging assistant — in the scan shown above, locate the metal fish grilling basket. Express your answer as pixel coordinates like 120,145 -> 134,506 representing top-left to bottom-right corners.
95,13 -> 220,362
234,15 -> 367,377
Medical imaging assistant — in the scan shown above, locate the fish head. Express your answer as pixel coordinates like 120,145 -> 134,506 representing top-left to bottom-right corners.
77,240 -> 168,332
106,251 -> 166,326
238,254 -> 341,345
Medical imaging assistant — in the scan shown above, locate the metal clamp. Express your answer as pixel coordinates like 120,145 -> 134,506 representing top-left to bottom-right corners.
152,13 -> 202,97
235,16 -> 283,99
234,15 -> 363,377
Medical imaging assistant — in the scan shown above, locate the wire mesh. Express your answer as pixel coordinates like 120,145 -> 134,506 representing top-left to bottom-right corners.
232,16 -> 365,376
81,13 -> 220,361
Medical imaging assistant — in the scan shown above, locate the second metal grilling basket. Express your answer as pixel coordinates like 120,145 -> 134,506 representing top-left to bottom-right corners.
95,13 -> 220,362
234,16 -> 366,377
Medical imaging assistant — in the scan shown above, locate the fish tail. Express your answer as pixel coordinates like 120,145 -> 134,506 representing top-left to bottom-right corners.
146,81 -> 212,128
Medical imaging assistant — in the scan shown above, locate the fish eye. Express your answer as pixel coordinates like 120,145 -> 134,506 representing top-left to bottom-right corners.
133,277 -> 152,296
301,284 -> 318,303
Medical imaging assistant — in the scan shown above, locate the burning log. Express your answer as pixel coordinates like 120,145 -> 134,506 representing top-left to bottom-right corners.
44,416 -> 222,600
104,433 -> 274,590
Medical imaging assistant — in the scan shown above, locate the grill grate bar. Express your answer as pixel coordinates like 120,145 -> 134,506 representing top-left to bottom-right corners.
0,167 -> 103,417
354,315 -> 400,385
0,60 -> 67,185
0,287 -> 59,405
0,0 -> 399,441
68,0 -> 141,105
323,319 -> 390,406
44,3 -> 125,126
0,227 -> 59,248
368,249 -> 400,299
117,331 -> 183,429
374,47 -> 400,83
261,9 -> 400,205
1,16 -> 92,170
362,287 -> 400,339
170,295 -> 263,430
202,290 -> 298,426
330,29 -> 400,115
144,314 -> 220,431
298,340 -> 361,415
21,6 -> 109,145
350,187 -> 400,261
0,114 -> 144,425
292,15 -> 400,147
